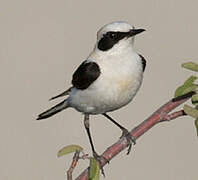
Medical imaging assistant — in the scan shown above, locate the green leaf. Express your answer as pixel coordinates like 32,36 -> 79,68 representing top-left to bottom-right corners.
192,93 -> 198,105
57,144 -> 83,157
182,62 -> 198,72
195,118 -> 198,137
174,85 -> 186,97
183,104 -> 198,119
182,85 -> 197,95
174,84 -> 197,98
183,76 -> 197,86
174,75 -> 197,98
92,163 -> 100,180
89,158 -> 100,180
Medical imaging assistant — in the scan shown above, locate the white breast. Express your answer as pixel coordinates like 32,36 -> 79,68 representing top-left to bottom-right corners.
69,50 -> 143,114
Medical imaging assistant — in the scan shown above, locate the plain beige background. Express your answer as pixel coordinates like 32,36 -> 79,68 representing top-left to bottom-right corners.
1,0 -> 198,179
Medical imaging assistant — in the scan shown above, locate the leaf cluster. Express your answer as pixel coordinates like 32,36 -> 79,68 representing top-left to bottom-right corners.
174,62 -> 198,135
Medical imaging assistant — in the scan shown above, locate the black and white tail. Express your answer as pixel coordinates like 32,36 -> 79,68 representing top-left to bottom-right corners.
37,99 -> 69,120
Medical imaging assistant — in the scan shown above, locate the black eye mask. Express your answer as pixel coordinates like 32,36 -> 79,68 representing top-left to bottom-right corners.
98,31 -> 130,51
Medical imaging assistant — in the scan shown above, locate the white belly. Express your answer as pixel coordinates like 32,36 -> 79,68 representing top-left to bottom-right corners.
68,53 -> 143,114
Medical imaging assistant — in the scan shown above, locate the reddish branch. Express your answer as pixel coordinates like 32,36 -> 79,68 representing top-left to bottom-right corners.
159,110 -> 186,122
73,92 -> 194,180
67,151 -> 80,180
67,152 -> 90,180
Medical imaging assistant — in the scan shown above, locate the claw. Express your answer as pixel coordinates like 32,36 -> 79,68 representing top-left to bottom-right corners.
120,128 -> 136,155
93,151 -> 109,177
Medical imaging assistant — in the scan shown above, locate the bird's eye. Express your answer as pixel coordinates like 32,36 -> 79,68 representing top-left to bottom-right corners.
109,32 -> 117,39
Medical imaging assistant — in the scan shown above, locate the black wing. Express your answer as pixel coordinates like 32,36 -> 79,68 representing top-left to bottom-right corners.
72,60 -> 101,90
139,54 -> 146,72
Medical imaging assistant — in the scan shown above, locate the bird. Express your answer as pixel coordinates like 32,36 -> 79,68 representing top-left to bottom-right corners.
37,21 -> 146,174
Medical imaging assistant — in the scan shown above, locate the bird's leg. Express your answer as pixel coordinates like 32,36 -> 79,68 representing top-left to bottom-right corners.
84,114 -> 108,177
102,113 -> 136,155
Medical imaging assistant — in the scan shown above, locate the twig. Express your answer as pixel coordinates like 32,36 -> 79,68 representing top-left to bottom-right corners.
75,92 -> 194,180
67,151 -> 80,180
159,110 -> 186,122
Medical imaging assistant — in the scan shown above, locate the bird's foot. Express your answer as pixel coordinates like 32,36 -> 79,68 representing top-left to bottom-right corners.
93,151 -> 109,177
120,128 -> 136,155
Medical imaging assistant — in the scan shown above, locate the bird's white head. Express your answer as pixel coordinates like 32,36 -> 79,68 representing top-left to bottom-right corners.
95,21 -> 145,53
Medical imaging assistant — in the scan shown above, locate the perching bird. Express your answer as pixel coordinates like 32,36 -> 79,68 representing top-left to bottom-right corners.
37,21 -> 146,174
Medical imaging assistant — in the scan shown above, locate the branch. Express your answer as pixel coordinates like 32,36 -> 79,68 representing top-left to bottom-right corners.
67,151 -> 80,180
159,110 -> 186,122
75,91 -> 194,180
67,151 -> 90,180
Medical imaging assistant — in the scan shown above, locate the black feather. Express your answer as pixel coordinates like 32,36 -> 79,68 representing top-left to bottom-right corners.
49,87 -> 72,101
37,100 -> 68,120
139,54 -> 146,72
72,61 -> 100,90
98,31 -> 130,51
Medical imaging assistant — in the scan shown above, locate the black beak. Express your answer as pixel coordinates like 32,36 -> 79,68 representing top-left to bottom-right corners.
128,29 -> 145,37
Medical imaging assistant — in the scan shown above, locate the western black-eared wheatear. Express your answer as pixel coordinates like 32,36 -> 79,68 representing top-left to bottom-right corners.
37,21 -> 146,174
